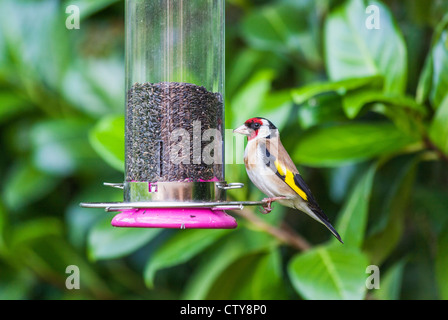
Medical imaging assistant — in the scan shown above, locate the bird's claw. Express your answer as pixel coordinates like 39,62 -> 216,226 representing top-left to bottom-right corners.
258,197 -> 288,215
258,206 -> 272,214
259,197 -> 275,214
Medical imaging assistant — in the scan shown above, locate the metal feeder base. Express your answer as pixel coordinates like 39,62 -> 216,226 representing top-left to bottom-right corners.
80,182 -> 267,230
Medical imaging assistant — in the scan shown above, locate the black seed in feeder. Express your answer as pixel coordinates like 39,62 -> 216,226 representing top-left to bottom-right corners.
126,82 -> 224,183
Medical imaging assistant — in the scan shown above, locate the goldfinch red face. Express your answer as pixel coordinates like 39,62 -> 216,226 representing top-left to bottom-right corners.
233,117 -> 277,141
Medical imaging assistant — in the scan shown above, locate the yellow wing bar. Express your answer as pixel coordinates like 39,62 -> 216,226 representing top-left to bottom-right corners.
274,160 -> 308,201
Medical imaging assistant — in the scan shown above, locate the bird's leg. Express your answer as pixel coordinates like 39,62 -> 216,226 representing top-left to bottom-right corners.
259,196 -> 288,214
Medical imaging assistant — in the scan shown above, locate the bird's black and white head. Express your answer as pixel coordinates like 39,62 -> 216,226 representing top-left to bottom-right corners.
233,117 -> 278,141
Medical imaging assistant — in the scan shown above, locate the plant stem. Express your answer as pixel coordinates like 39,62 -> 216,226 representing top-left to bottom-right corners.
423,136 -> 448,164
232,207 -> 312,251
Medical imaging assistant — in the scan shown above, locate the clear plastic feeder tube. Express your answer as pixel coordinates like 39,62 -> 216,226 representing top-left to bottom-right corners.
80,0 -> 248,229
125,0 -> 225,201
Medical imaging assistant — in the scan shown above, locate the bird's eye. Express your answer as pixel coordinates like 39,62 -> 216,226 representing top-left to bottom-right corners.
253,123 -> 261,129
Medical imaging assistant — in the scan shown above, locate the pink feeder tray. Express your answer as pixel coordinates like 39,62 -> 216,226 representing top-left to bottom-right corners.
110,208 -> 237,229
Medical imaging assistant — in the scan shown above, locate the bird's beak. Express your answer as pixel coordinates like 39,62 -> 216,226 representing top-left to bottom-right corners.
233,125 -> 250,136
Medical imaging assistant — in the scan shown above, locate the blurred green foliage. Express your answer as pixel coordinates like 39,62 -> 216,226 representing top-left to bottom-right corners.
1,0 -> 448,300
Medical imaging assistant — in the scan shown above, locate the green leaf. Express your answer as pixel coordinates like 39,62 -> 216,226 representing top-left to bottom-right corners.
0,203 -> 7,254
288,245 -> 369,300
226,49 -> 284,99
370,104 -> 422,139
0,92 -> 30,123
416,51 -> 433,105
363,155 -> 419,265
325,0 -> 407,93
10,218 -> 63,250
412,186 -> 448,235
30,118 -> 97,176
436,223 -> 448,299
373,259 -> 406,300
429,95 -> 448,155
66,184 -> 123,249
63,0 -> 120,19
249,249 -> 287,300
293,122 -> 418,167
2,161 -> 60,210
429,18 -> 448,109
181,227 -> 277,299
327,162 -> 364,203
342,90 -> 427,119
297,93 -> 348,130
291,75 -> 383,105
0,0 -> 73,95
20,235 -> 110,297
331,164 -> 376,248
414,12 -> 448,105
258,89 -> 293,131
144,229 -> 230,288
89,115 -> 125,172
88,216 -> 161,261
226,49 -> 264,99
205,249 -> 287,300
228,69 -> 275,129
241,2 -> 321,66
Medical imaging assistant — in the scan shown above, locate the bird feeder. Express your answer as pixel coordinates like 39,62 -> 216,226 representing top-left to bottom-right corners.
81,0 -> 264,229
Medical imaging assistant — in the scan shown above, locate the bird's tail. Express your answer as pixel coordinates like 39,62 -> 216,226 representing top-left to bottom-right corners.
318,217 -> 343,244
296,201 -> 344,244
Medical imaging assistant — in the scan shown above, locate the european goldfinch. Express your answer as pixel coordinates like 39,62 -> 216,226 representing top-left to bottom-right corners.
233,117 -> 343,243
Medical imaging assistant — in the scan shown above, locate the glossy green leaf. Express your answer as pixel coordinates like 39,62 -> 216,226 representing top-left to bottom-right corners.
0,0 -> 72,94
88,216 -> 161,261
327,162 -> 363,203
331,164 -> 376,248
291,75 -> 383,105
0,92 -> 30,123
0,204 -> 6,254
226,49 -> 285,99
23,235 -> 110,297
30,118 -> 96,176
288,245 -> 369,300
412,186 -> 448,235
416,51 -> 433,105
89,115 -> 125,172
0,272 -> 34,300
429,18 -> 448,109
258,89 -> 293,131
2,161 -> 60,210
364,155 -> 419,265
325,0 -> 407,93
414,11 -> 448,105
63,0 -> 120,19
66,184 -> 123,249
370,103 -> 422,139
9,218 -> 63,250
297,92 -> 347,130
436,223 -> 448,299
429,96 -> 448,155
144,229 -> 230,288
241,2 -> 321,66
249,249 -> 287,300
229,69 -> 275,129
373,259 -> 406,300
205,249 -> 287,300
181,227 -> 278,299
342,90 -> 427,119
293,123 -> 418,167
